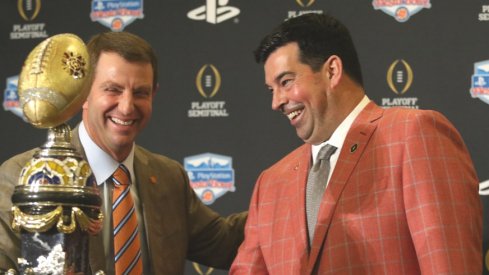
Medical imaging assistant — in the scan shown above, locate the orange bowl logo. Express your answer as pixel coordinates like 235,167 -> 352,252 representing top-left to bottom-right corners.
201,190 -> 214,204
372,0 -> 431,22
395,7 -> 409,21
111,18 -> 124,31
184,153 -> 235,205
17,0 -> 41,21
470,60 -> 489,105
196,64 -> 221,98
90,0 -> 144,31
387,59 -> 413,95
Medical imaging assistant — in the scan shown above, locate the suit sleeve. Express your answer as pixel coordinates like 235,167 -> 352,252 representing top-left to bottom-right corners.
181,163 -> 248,269
229,172 -> 268,275
0,151 -> 33,272
402,110 -> 482,273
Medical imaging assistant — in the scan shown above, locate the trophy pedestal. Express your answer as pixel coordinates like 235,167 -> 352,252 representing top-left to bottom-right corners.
19,227 -> 89,274
11,125 -> 103,275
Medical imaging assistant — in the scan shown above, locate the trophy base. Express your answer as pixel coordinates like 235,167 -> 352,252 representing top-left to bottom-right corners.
19,228 -> 89,275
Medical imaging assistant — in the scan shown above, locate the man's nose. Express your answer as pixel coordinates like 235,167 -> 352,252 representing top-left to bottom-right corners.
271,89 -> 287,111
118,91 -> 135,114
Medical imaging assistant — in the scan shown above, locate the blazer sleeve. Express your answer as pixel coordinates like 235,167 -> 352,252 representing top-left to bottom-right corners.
401,110 -> 482,273
182,162 -> 248,269
229,172 -> 268,275
0,149 -> 36,272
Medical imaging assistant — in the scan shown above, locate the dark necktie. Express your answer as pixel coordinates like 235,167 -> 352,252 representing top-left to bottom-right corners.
306,144 -> 337,245
112,164 -> 143,275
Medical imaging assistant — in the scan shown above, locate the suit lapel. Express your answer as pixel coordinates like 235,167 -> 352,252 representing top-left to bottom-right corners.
133,148 -> 181,273
132,148 -> 156,271
307,102 -> 384,270
291,145 -> 314,271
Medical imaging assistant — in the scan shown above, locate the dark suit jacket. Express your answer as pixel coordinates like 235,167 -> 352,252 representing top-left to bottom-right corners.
0,126 -> 246,274
231,102 -> 482,274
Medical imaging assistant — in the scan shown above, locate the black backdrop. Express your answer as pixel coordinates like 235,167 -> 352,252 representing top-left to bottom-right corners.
1,1 -> 488,274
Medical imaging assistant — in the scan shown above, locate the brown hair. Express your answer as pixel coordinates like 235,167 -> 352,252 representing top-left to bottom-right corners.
86,31 -> 158,89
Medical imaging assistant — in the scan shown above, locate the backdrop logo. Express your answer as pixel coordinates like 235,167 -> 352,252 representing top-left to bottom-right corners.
470,60 -> 489,105
90,0 -> 144,31
184,153 -> 235,205
479,5 -> 489,21
188,0 -> 240,24
296,0 -> 315,8
382,59 -> 419,108
192,263 -> 214,275
387,59 -> 413,95
11,0 -> 47,40
188,64 -> 229,118
18,0 -> 41,21
289,0 -> 322,18
196,64 -> 221,98
480,179 -> 489,196
3,75 -> 26,121
372,0 -> 431,22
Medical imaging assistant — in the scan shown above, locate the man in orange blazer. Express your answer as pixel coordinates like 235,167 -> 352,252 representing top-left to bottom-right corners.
231,13 -> 482,274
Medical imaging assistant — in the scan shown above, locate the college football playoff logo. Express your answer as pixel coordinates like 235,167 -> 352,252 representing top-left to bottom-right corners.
296,0 -> 315,8
387,59 -> 413,95
196,64 -> 221,98
17,0 -> 41,21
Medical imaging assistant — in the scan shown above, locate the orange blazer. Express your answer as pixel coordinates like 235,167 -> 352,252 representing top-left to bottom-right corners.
231,102 -> 482,274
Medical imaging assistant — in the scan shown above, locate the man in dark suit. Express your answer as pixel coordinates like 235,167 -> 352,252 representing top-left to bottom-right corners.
0,31 -> 246,274
231,13 -> 482,274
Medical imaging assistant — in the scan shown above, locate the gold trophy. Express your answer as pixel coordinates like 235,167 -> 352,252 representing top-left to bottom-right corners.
9,34 -> 103,274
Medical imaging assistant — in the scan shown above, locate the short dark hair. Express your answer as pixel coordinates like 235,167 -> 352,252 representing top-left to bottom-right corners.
86,31 -> 158,89
254,13 -> 363,86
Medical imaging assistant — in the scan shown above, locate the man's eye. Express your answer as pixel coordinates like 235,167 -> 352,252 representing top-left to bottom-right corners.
134,89 -> 151,97
105,87 -> 121,93
281,79 -> 292,87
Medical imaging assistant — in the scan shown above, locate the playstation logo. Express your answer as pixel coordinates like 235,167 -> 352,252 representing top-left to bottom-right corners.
474,76 -> 487,87
188,0 -> 240,24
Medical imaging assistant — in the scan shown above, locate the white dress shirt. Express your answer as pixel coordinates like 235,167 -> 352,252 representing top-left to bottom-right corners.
311,95 -> 370,187
78,121 -> 150,274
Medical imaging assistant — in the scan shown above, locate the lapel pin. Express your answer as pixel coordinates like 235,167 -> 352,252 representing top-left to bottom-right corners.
150,176 -> 157,184
350,144 -> 358,153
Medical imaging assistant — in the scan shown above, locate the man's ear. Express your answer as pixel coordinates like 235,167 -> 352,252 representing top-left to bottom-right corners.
323,55 -> 343,87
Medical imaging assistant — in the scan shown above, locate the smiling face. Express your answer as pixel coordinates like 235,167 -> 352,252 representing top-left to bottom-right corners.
264,42 -> 337,145
82,52 -> 154,161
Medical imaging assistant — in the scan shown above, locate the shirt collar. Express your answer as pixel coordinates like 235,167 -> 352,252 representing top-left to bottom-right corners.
311,95 -> 370,163
79,121 -> 135,185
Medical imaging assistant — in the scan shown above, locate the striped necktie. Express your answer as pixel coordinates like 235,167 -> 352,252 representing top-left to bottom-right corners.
112,164 -> 143,275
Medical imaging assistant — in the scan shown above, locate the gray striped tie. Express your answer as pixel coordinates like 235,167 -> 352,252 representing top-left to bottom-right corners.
306,144 -> 337,246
